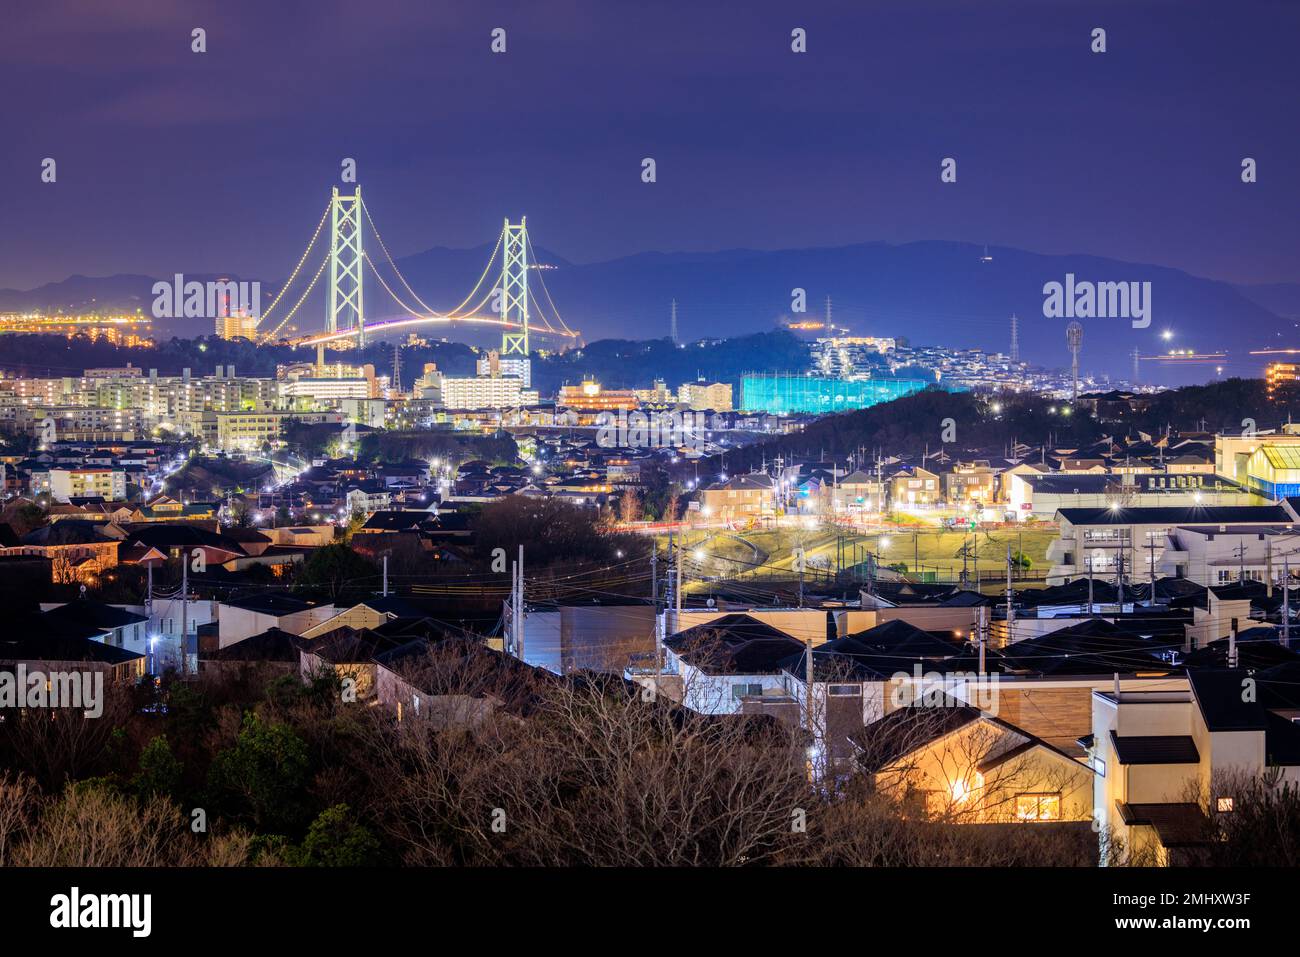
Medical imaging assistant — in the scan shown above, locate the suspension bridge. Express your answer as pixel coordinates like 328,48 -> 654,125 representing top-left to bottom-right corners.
254,186 -> 579,361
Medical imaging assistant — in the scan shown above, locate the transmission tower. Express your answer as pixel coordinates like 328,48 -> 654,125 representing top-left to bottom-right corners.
327,187 -> 365,348
500,218 -> 530,356
1132,348 -> 1141,385
1066,321 -> 1083,402
670,299 -> 678,345
392,340 -> 401,393
1009,313 -> 1020,362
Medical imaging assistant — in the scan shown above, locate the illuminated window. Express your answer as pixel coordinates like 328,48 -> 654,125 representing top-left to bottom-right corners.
1217,796 -> 1234,813
1015,793 -> 1061,821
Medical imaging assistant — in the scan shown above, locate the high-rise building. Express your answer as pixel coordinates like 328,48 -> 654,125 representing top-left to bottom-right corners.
476,349 -> 532,387
440,375 -> 538,409
215,313 -> 258,340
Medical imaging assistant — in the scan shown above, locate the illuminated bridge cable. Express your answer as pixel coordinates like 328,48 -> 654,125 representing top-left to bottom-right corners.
364,254 -> 434,319
446,227 -> 504,318
263,253 -> 329,340
525,233 -> 575,337
360,198 -> 442,316
258,201 -> 331,325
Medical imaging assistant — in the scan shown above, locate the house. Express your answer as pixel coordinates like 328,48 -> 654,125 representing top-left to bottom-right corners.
942,463 -> 997,506
215,594 -> 337,647
830,469 -> 885,513
199,626 -> 305,678
699,473 -> 777,522
297,626 -> 408,699
1088,667 -> 1300,864
374,633 -> 556,726
3,609 -> 147,682
0,520 -> 124,583
35,600 -> 150,657
660,613 -> 807,714
888,465 -> 940,509
852,699 -> 1095,823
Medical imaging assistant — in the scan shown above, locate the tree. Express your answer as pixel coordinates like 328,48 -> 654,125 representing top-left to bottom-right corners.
294,543 -> 379,601
132,735 -> 183,801
208,712 -> 310,833
289,804 -> 382,866
618,487 -> 642,524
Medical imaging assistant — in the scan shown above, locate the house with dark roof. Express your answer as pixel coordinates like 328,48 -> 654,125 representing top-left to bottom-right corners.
662,613 -> 807,714
216,594 -> 337,647
35,600 -> 150,657
199,626 -> 305,678
1088,667 -> 1300,865
849,697 -> 1095,823
3,604 -> 146,680
0,520 -> 124,583
374,634 -> 557,726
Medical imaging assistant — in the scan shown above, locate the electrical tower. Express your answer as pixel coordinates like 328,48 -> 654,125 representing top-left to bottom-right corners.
392,340 -> 401,393
1132,348 -> 1141,385
327,186 -> 365,347
1009,314 -> 1019,362
670,298 -> 678,345
500,218 -> 530,356
1066,321 -> 1083,402
825,295 -> 832,328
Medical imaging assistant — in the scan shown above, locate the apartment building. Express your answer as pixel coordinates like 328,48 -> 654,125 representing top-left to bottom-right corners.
677,380 -> 733,412
1046,504 -> 1295,584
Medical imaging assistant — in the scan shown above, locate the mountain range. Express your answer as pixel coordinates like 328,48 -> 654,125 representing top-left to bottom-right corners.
5,242 -> 1298,385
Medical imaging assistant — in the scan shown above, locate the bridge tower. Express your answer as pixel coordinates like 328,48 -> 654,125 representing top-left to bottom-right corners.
500,218 -> 530,356
327,186 -> 365,349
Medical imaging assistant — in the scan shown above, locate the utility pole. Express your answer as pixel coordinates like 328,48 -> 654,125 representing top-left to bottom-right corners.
382,554 -> 389,597
804,638 -> 815,733
1267,539 -> 1274,598
180,550 -> 189,677
797,546 -> 805,609
1005,545 -> 1014,644
1147,534 -> 1157,605
675,532 -> 683,624
1117,538 -> 1125,608
1285,553 -> 1292,648
517,545 -> 525,663
977,605 -> 987,673
1087,555 -> 1095,615
651,542 -> 661,675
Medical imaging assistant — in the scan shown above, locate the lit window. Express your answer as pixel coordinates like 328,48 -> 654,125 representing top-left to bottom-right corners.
1217,796 -> 1234,813
1015,793 -> 1061,821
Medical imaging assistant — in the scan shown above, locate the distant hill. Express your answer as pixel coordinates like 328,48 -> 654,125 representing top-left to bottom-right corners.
4,241 -> 1292,383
